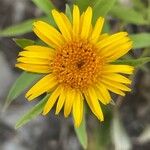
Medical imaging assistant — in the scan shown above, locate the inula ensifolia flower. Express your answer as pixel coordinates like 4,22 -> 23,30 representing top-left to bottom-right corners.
16,5 -> 134,127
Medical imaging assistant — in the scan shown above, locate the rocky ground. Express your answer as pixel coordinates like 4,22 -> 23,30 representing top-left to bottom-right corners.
0,0 -> 150,150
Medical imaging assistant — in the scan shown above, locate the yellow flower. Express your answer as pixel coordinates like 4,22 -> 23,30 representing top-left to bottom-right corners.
16,5 -> 134,127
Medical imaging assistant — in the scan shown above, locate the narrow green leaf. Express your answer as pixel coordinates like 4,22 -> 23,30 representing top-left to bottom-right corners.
0,19 -> 33,37
102,22 -> 111,33
65,4 -> 72,22
5,72 -> 42,109
114,57 -> 150,67
93,0 -> 116,23
15,95 -> 49,129
74,114 -> 88,149
110,5 -> 148,25
130,33 -> 150,49
95,108 -> 112,149
4,36 -> 43,109
74,0 -> 90,11
0,17 -> 47,37
13,38 -> 35,48
14,38 -> 47,48
32,0 -> 54,15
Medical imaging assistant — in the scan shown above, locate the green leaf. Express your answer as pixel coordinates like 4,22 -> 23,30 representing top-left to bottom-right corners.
0,17 -> 47,37
130,33 -> 150,49
13,38 -> 35,48
5,72 -> 42,109
114,57 -> 150,67
102,22 -> 111,33
95,108 -> 112,149
15,95 -> 49,129
74,114 -> 88,149
110,5 -> 148,25
65,4 -> 72,22
74,0 -> 90,11
32,0 -> 54,15
0,19 -> 33,37
93,0 -> 116,23
4,36 -> 43,109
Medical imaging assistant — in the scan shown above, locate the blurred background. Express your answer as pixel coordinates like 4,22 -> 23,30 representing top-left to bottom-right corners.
0,0 -> 150,150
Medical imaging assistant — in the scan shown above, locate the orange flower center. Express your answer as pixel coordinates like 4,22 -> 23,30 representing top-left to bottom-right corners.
52,40 -> 103,89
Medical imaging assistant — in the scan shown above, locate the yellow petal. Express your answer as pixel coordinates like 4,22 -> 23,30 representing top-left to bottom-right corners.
24,45 -> 54,53
17,57 -> 49,65
15,63 -> 51,73
97,32 -> 128,49
60,12 -> 72,33
33,27 -> 55,47
33,21 -> 64,48
79,12 -> 84,33
73,5 -> 80,38
94,86 -> 107,105
98,33 -> 109,41
101,79 -> 131,92
52,10 -> 72,41
106,42 -> 133,62
80,7 -> 92,39
84,90 -> 95,114
103,65 -> 134,74
26,74 -> 57,101
90,17 -> 104,43
101,82 -> 125,96
55,87 -> 66,115
84,87 -> 104,121
43,85 -> 62,115
18,51 -> 52,59
73,91 -> 83,127
102,73 -> 132,84
64,88 -> 76,117
18,46 -> 54,64
95,83 -> 111,104
99,36 -> 130,55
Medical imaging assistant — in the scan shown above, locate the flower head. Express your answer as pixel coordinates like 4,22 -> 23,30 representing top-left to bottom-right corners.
16,5 -> 134,127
